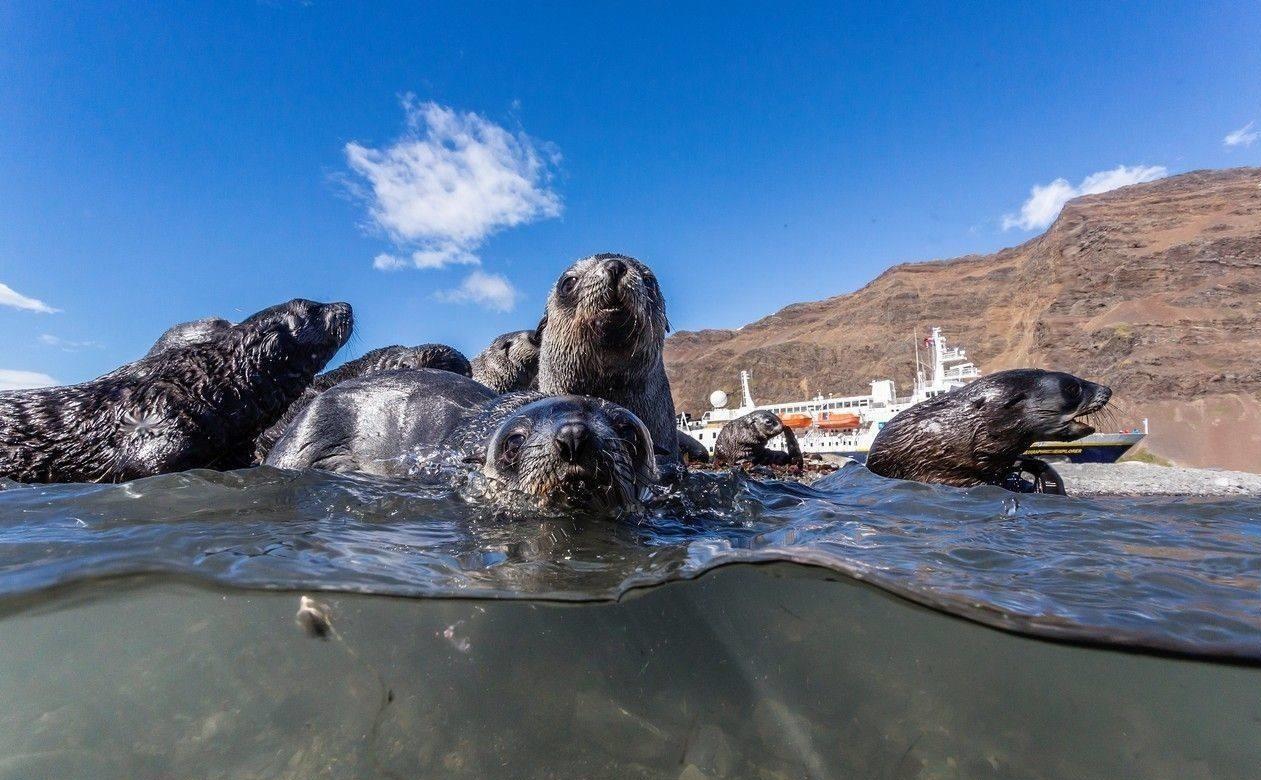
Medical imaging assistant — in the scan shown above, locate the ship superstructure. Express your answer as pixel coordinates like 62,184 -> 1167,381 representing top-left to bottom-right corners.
678,328 -> 1146,464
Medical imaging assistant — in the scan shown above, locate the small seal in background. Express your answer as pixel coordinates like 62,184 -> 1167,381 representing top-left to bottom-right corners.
714,410 -> 803,469
866,368 -> 1110,491
471,329 -> 541,393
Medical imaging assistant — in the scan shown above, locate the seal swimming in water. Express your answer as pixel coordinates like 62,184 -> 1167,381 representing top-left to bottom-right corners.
144,316 -> 233,358
536,253 -> 679,462
0,298 -> 353,483
471,329 -> 541,393
266,369 -> 657,513
713,410 -> 803,469
866,369 -> 1110,490
252,343 -> 472,462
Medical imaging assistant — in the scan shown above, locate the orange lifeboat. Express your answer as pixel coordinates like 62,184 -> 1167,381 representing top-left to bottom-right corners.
778,413 -> 813,430
817,413 -> 860,431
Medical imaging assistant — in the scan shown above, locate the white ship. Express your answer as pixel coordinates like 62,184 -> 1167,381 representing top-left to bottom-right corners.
677,328 -> 1148,464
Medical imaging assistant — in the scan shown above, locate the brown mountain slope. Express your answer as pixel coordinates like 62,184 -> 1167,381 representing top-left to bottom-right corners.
665,167 -> 1261,471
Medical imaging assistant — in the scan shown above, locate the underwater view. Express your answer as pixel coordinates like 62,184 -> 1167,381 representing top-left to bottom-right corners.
2,466 -> 1259,779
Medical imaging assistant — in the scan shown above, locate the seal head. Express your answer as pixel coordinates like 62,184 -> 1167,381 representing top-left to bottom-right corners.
537,253 -> 679,461
479,396 -> 658,513
471,330 -> 541,393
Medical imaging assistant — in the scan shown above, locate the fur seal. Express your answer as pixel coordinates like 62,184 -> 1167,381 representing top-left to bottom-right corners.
713,411 -> 803,468
866,369 -> 1111,490
677,430 -> 711,465
266,369 -> 657,513
471,330 -> 541,393
144,316 -> 234,357
0,298 -> 353,483
537,253 -> 679,462
253,343 -> 472,462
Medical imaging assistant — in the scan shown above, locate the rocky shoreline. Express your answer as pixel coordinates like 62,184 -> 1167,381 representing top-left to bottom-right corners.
1056,462 -> 1261,497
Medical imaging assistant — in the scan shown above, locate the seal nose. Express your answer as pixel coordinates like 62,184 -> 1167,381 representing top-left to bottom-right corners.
555,421 -> 590,462
603,257 -> 627,284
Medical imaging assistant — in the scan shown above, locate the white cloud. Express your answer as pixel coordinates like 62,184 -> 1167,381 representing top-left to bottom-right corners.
1224,122 -> 1258,148
0,282 -> 59,313
0,369 -> 60,391
1002,164 -> 1168,231
345,97 -> 561,274
39,334 -> 102,351
434,270 -> 520,313
372,244 -> 481,272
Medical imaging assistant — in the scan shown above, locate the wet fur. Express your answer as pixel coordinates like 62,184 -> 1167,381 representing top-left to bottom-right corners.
253,343 -> 471,462
144,316 -> 234,358
266,369 -> 656,512
866,369 -> 1111,487
0,299 -> 352,483
537,253 -> 679,460
714,410 -> 803,468
471,330 -> 541,393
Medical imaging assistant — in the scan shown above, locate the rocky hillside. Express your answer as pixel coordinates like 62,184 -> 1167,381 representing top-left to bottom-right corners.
665,167 -> 1261,471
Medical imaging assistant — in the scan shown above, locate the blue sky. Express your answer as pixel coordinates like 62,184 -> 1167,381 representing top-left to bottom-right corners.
2,2 -> 1259,388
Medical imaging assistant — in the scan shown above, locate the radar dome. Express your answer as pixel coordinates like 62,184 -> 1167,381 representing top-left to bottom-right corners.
709,390 -> 729,408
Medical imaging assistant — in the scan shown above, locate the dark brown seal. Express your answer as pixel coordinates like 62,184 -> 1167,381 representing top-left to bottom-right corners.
866,369 -> 1111,489
252,343 -> 471,462
143,316 -> 233,358
713,410 -> 803,468
536,253 -> 678,462
471,330 -> 541,393
0,299 -> 353,483
266,369 -> 657,513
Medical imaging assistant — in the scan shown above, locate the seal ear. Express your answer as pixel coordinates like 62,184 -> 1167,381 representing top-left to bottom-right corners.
461,448 -> 487,466
533,314 -> 547,344
1002,392 -> 1028,409
971,397 -> 986,410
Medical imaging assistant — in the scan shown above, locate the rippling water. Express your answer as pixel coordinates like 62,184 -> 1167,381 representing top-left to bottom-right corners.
2,465 -> 1261,779
2,464 -> 1259,658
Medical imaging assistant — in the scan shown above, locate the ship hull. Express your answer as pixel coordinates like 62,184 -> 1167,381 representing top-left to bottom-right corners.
817,433 -> 1146,465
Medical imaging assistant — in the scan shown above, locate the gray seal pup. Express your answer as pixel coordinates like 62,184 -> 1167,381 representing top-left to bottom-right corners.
266,369 -> 657,513
0,298 -> 353,483
253,343 -> 472,462
713,410 -> 803,469
866,369 -> 1111,489
143,316 -> 234,358
470,329 -> 541,393
536,253 -> 678,462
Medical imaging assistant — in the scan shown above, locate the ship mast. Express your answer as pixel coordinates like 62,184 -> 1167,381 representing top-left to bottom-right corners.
739,370 -> 755,409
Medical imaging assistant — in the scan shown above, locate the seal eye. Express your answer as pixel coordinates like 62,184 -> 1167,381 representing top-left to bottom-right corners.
1065,382 -> 1082,400
500,432 -> 526,465
559,276 -> 579,297
613,418 -> 641,452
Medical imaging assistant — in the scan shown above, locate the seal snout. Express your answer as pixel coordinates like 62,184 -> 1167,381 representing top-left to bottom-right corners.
554,420 -> 591,463
321,302 -> 355,342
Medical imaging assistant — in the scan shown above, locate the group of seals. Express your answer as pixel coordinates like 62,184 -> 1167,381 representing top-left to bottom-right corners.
1,252 -> 1114,505
267,370 -> 657,513
0,299 -> 352,483
866,369 -> 1111,491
